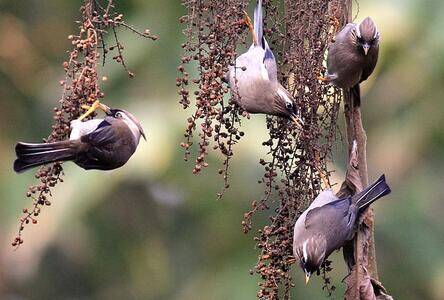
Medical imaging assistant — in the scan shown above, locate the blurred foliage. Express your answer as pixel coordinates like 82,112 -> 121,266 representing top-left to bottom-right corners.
0,0 -> 443,299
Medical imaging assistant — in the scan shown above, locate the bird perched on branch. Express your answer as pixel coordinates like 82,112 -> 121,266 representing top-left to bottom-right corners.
293,174 -> 390,284
225,0 -> 303,127
14,101 -> 145,173
320,17 -> 380,104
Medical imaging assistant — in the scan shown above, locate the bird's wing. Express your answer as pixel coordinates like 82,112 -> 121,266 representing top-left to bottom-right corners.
305,198 -> 356,233
360,46 -> 379,82
263,40 -> 277,83
75,119 -> 134,170
304,198 -> 357,246
81,119 -> 117,147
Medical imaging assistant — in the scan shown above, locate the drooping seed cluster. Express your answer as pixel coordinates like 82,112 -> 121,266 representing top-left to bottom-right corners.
180,0 -> 346,298
178,0 -> 250,197
14,0 -> 156,248
244,1 -> 347,298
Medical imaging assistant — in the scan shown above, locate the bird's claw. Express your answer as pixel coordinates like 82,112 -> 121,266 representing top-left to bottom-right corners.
79,100 -> 110,121
330,16 -> 340,33
317,75 -> 329,83
314,151 -> 331,189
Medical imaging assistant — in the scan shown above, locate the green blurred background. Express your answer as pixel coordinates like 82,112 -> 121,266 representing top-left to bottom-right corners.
0,0 -> 443,299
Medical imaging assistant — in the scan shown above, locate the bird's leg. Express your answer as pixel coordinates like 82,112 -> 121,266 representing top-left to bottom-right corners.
314,151 -> 331,189
317,75 -> 329,83
329,16 -> 340,35
286,257 -> 297,264
79,100 -> 110,121
242,10 -> 257,45
79,100 -> 101,121
316,166 -> 331,189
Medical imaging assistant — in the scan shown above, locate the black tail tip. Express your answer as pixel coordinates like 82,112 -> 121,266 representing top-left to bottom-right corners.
15,142 -> 26,155
377,174 -> 391,196
13,159 -> 27,173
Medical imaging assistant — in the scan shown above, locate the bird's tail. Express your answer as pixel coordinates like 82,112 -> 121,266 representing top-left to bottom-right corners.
254,0 -> 263,46
353,174 -> 391,211
14,141 -> 77,173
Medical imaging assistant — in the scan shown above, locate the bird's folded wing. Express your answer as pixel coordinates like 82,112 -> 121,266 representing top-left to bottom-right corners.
81,120 -> 116,146
360,54 -> 378,82
304,198 -> 355,231
263,45 -> 277,81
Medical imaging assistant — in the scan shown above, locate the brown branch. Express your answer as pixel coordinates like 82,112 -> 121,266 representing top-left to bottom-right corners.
340,0 -> 390,299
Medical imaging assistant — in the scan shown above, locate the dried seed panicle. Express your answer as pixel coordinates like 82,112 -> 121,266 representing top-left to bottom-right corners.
178,0 -> 250,198
180,0 -> 345,297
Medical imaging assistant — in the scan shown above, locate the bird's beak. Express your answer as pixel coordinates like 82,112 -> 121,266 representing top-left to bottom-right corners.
305,271 -> 311,285
363,43 -> 370,56
291,113 -> 304,129
99,103 -> 111,114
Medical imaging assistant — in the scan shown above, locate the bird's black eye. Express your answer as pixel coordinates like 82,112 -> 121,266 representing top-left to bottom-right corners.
357,36 -> 364,44
285,101 -> 293,110
115,112 -> 123,118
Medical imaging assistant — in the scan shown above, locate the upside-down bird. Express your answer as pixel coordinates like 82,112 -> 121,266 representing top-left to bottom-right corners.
14,101 -> 145,173
225,0 -> 303,126
293,175 -> 390,284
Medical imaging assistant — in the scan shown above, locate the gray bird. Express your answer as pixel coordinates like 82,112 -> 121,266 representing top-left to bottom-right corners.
293,175 -> 390,284
226,0 -> 303,126
321,17 -> 380,102
14,102 -> 145,172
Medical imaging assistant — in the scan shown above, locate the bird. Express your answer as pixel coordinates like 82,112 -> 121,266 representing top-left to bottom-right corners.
225,0 -> 303,127
13,101 -> 146,173
292,174 -> 390,284
320,17 -> 380,104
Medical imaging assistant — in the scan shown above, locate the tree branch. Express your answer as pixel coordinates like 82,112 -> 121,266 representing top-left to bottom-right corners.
340,1 -> 391,299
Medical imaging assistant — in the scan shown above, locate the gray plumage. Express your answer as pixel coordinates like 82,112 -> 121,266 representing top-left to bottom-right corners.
226,0 -> 301,125
14,108 -> 145,173
325,17 -> 380,89
293,175 -> 390,282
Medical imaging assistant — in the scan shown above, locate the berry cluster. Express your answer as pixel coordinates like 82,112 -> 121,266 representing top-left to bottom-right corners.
178,0 -> 250,197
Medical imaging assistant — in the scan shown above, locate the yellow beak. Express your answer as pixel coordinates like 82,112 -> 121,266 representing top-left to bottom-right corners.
305,272 -> 311,285
98,103 -> 111,114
